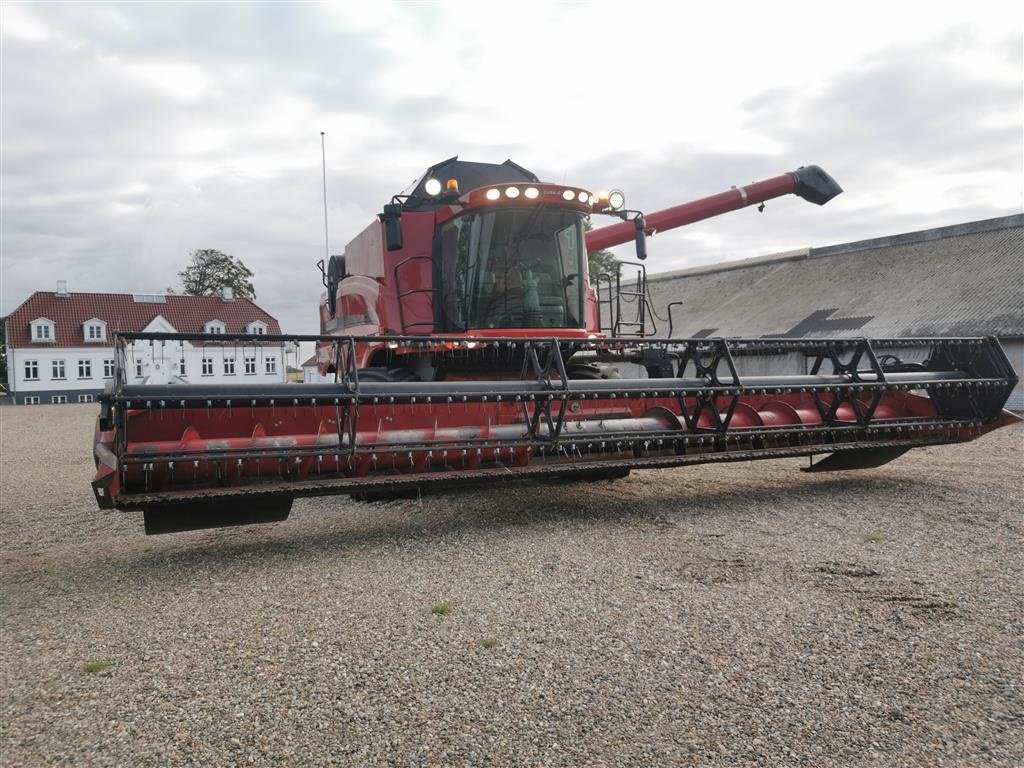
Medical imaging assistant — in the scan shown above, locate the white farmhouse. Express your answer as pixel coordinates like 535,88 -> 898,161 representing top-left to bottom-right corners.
301,353 -> 332,384
3,283 -> 288,404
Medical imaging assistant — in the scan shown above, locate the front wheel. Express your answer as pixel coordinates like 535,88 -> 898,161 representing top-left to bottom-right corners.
348,367 -> 422,383
566,363 -> 622,380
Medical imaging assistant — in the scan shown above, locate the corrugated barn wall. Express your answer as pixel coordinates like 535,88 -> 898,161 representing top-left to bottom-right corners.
629,215 -> 1023,410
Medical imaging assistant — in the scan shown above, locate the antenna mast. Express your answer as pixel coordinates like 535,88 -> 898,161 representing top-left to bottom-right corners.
320,131 -> 329,262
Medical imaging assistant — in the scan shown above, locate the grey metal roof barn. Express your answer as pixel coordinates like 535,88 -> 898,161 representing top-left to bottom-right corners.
645,215 -> 1023,340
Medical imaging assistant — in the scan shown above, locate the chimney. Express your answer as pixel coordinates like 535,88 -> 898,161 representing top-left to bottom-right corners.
56,280 -> 69,297
221,286 -> 234,301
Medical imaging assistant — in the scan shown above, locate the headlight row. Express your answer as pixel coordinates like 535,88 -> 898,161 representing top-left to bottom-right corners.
428,180 -> 626,211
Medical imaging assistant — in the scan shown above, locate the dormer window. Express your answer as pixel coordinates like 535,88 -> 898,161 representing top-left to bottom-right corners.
246,321 -> 267,335
83,318 -> 107,342
204,320 -> 226,334
31,318 -> 55,342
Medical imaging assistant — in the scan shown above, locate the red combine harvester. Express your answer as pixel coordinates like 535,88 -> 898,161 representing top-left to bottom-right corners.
92,158 -> 1019,533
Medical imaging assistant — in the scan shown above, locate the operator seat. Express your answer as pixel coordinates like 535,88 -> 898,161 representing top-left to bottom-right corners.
519,238 -> 566,327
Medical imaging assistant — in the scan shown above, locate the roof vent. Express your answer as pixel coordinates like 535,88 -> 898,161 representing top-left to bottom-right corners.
56,280 -> 69,296
222,286 -> 234,301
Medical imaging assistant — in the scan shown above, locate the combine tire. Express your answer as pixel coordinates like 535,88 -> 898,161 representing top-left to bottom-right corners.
351,367 -> 421,383
348,367 -> 425,502
566,363 -> 622,380
561,365 -> 628,481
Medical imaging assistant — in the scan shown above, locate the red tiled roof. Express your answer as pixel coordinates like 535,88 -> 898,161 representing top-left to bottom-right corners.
3,292 -> 282,348
300,354 -> 319,368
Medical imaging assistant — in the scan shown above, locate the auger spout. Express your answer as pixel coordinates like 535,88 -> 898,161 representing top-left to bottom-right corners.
584,165 -> 842,252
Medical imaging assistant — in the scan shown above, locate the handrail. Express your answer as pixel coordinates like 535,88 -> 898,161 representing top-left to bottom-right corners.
393,254 -> 437,334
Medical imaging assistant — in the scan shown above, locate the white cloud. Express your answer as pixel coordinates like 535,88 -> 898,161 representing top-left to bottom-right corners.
1,3 -> 54,41
1,0 -> 1021,340
120,59 -> 210,102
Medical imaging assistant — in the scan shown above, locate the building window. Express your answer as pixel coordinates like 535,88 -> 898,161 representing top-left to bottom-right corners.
265,357 -> 277,375
135,360 -> 144,378
247,321 -> 267,335
23,396 -> 40,405
224,358 -> 235,375
205,321 -> 225,334
86,324 -> 105,341
244,357 -> 256,375
51,395 -> 68,404
52,360 -> 66,380
202,358 -> 214,376
178,358 -> 186,377
103,359 -> 115,378
33,324 -> 52,341
24,360 -> 39,380
78,360 -> 92,379
78,394 -> 94,403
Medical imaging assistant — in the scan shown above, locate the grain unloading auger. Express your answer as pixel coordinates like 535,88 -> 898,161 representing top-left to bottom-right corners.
92,158 -> 1020,533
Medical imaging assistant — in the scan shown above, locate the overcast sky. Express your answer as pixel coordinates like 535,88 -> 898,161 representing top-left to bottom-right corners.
2,1 -> 1021,336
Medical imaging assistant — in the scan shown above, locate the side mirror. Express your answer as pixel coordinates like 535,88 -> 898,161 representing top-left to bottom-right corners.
326,254 -> 345,317
381,203 -> 404,251
634,215 -> 647,261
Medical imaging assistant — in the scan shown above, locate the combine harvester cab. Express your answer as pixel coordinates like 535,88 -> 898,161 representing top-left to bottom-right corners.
92,158 -> 1020,534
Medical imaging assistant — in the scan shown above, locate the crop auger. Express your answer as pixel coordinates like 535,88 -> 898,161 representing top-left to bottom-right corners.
92,157 -> 1019,533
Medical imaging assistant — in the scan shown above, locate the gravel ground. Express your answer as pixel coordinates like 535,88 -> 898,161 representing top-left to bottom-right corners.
1,403 -> 1021,767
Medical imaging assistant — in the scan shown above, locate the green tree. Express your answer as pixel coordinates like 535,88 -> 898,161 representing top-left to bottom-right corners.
584,221 -> 619,282
176,249 -> 256,299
